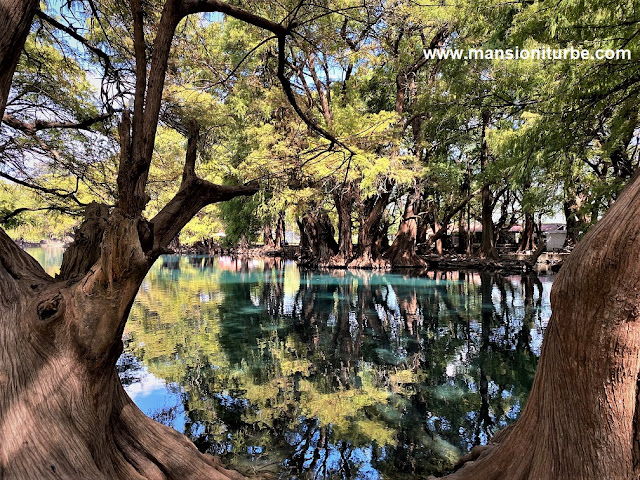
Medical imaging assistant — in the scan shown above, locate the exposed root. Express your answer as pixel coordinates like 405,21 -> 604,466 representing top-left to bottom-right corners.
114,389 -> 245,480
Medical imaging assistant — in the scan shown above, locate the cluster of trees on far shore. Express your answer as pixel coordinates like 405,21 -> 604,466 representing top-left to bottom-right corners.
2,0 -> 638,269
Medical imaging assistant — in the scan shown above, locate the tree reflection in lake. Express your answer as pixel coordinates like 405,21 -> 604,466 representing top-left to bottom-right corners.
121,256 -> 552,479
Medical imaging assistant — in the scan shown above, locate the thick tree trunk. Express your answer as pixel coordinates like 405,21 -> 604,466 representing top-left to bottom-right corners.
326,183 -> 355,266
274,211 -> 285,248
457,210 -> 470,255
439,172 -> 640,479
478,110 -> 498,259
516,213 -> 535,253
479,184 -> 496,257
0,219 -> 245,479
263,222 -> 275,249
297,211 -> 339,267
386,187 -> 427,267
0,0 -> 38,120
349,182 -> 392,268
563,193 -> 586,249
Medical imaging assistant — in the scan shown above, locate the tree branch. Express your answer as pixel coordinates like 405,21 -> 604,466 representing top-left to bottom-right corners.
179,0 -> 289,36
276,36 -> 354,155
428,187 -> 483,245
0,171 -> 86,206
150,124 -> 258,251
0,205 -> 78,224
35,10 -> 113,72
3,112 -> 112,135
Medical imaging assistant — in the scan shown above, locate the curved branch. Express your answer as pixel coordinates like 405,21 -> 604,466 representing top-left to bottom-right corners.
276,35 -> 354,156
0,205 -> 79,224
0,171 -> 86,206
150,123 -> 259,251
35,10 -> 113,73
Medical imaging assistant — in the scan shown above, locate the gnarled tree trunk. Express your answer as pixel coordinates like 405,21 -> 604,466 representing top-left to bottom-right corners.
0,0 -> 38,119
326,182 -> 355,267
349,180 -> 393,268
386,186 -> 426,267
297,211 -> 339,268
0,216 -> 248,479
0,121 -> 258,479
439,173 -> 640,479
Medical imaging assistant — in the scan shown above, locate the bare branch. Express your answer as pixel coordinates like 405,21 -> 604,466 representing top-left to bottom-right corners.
3,112 -> 113,135
179,0 -> 290,36
0,170 -> 86,206
35,10 -> 113,73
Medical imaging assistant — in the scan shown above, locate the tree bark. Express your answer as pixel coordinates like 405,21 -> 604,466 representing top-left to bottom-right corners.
326,182 -> 355,266
563,191 -> 586,249
274,211 -> 285,248
0,121 -> 256,480
297,211 -> 339,267
516,213 -> 535,253
386,186 -> 426,267
457,210 -> 470,255
0,219 -> 246,479
349,180 -> 392,268
478,110 -> 498,259
263,222 -> 275,249
0,0 -> 38,120
438,172 -> 640,480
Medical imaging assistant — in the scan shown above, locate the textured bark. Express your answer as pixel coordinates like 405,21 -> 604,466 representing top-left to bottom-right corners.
58,202 -> 109,280
0,222 -> 245,480
439,171 -> 640,480
456,210 -> 470,255
0,0 -> 38,120
0,0 -> 280,478
274,212 -> 285,247
516,213 -> 535,253
386,187 -> 426,267
563,192 -> 586,249
298,212 -> 339,267
263,222 -> 275,249
326,183 -> 356,266
478,110 -> 498,259
349,181 -> 392,268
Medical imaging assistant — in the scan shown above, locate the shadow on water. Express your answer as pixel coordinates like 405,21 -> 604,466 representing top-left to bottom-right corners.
31,249 -> 553,479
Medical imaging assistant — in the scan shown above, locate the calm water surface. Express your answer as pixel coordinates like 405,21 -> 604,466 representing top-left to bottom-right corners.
29,248 -> 554,479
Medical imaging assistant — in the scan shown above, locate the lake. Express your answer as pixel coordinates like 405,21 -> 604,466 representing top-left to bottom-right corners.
27,248 -> 553,479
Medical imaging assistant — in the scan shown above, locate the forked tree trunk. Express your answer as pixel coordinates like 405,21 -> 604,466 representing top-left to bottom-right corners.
328,182 -> 356,266
439,172 -> 640,479
349,181 -> 392,268
0,216 -> 246,479
386,187 -> 427,267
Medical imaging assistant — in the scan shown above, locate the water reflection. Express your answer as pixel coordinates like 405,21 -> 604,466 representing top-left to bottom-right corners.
120,256 -> 552,479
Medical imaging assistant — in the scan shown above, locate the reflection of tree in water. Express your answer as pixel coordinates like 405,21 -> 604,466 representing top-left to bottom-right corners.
123,257 -> 551,479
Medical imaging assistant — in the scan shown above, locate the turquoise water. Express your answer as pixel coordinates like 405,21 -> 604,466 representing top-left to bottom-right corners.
28,249 -> 553,479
